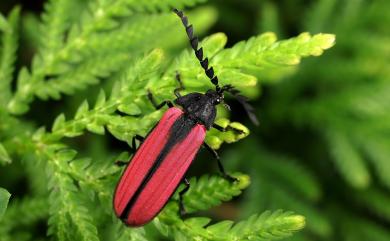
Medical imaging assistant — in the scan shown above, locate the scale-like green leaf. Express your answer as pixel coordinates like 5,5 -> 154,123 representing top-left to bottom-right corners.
0,6 -> 20,106
0,188 -> 11,220
0,143 -> 11,165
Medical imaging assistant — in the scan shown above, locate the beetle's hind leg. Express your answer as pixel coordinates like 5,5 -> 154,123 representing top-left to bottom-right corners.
147,90 -> 174,110
174,71 -> 185,98
115,135 -> 145,166
178,177 -> 190,217
203,143 -> 238,183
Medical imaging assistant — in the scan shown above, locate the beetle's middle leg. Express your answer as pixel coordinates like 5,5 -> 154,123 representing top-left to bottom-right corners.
202,142 -> 238,182
115,135 -> 145,166
129,135 -> 145,153
178,177 -> 190,217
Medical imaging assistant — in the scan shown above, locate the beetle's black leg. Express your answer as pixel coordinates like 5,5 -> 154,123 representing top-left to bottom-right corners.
212,123 -> 244,135
115,135 -> 145,166
147,90 -> 174,110
178,178 -> 190,217
203,143 -> 238,182
130,135 -> 145,152
114,161 -> 128,167
174,71 -> 185,98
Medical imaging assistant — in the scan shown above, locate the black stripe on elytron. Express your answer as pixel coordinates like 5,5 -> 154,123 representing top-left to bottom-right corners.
120,114 -> 197,221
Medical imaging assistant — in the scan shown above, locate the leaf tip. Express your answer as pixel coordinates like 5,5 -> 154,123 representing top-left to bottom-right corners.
287,214 -> 306,231
234,173 -> 251,190
315,33 -> 336,50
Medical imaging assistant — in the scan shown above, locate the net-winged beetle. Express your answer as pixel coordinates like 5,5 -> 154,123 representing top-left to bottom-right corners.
113,9 -> 258,226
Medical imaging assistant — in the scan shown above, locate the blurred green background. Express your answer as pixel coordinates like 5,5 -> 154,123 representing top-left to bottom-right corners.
1,0 -> 389,241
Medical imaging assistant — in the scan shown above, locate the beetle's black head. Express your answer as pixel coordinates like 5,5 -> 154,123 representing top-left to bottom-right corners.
206,89 -> 224,105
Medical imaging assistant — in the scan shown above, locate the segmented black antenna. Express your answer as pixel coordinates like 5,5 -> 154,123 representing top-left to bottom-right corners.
174,9 -> 259,126
173,9 -> 220,92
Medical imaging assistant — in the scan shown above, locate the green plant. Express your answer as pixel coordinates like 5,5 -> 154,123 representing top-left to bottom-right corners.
0,1 -> 334,240
222,0 -> 390,241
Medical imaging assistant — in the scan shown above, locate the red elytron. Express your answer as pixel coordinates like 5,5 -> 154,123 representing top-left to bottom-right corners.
114,107 -> 206,226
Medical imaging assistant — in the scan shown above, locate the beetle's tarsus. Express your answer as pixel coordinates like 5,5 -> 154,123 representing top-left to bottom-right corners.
223,173 -> 239,183
174,71 -> 185,98
130,134 -> 145,152
179,205 -> 187,217
115,160 -> 128,166
229,126 -> 245,135
213,123 -> 244,134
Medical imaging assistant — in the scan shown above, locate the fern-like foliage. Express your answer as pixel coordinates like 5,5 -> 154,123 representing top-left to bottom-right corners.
0,196 -> 47,241
243,0 -> 390,241
154,174 -> 304,240
158,205 -> 305,241
224,141 -> 331,239
0,0 -> 336,240
0,6 -> 20,108
47,157 -> 99,241
0,142 -> 11,164
7,2 -> 215,114
271,0 -> 390,191
173,173 -> 251,213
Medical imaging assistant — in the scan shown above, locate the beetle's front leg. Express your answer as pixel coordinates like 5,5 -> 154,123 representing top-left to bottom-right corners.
178,177 -> 190,217
147,90 -> 174,110
174,71 -> 185,98
203,143 -> 238,182
212,123 -> 244,134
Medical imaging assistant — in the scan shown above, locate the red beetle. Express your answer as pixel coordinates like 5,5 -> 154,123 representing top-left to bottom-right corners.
113,9 -> 258,226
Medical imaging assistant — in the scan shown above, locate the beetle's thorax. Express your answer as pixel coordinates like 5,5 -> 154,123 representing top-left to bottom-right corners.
174,90 -> 223,129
